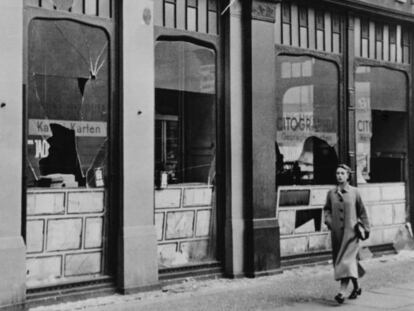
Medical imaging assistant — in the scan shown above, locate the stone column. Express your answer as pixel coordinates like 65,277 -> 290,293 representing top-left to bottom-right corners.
224,0 -> 280,278
0,0 -> 26,307
119,0 -> 159,293
249,0 -> 280,276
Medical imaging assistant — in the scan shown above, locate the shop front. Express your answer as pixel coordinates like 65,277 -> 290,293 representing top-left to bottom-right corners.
2,0 -> 414,309
250,0 -> 414,262
23,0 -> 118,293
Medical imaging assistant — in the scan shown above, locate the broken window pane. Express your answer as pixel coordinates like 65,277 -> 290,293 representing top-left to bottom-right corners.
27,19 -> 109,189
276,55 -> 339,186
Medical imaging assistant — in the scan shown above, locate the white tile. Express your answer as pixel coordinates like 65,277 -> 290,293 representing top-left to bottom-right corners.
158,243 -> 178,266
371,204 -> 393,226
309,234 -> 331,252
383,226 -> 400,243
155,213 -> 165,241
359,186 -> 381,202
180,240 -> 209,261
393,203 -> 407,224
27,193 -> 65,215
84,217 -> 103,248
196,210 -> 211,237
183,187 -> 212,206
68,192 -> 104,214
382,184 -> 405,201
278,210 -> 296,235
166,211 -> 195,239
26,220 -> 44,253
280,236 -> 308,256
65,252 -> 101,276
155,189 -> 181,209
46,218 -> 82,251
310,188 -> 330,206
27,256 -> 61,283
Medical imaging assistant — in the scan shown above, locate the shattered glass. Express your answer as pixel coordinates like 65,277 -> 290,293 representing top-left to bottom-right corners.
276,55 -> 339,186
25,19 -> 109,287
27,19 -> 109,188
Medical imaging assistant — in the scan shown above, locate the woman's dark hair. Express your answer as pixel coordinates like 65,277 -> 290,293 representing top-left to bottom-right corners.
337,164 -> 351,172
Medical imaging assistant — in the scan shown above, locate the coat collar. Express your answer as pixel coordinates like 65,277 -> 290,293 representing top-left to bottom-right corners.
336,184 -> 350,202
336,184 -> 350,194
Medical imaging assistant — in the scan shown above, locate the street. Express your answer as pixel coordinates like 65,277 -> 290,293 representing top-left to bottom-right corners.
30,250 -> 414,311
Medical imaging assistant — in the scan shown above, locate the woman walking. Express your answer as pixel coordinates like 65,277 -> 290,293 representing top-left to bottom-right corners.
324,164 -> 370,304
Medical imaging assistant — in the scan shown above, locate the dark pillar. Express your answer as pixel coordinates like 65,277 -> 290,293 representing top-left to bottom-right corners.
248,0 -> 281,276
345,14 -> 357,182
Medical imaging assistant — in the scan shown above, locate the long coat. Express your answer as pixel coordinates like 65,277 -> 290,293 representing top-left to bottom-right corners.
324,184 -> 370,280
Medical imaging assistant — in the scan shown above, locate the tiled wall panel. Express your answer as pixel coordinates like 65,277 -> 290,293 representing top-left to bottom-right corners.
26,189 -> 106,286
278,183 -> 406,258
156,185 -> 214,267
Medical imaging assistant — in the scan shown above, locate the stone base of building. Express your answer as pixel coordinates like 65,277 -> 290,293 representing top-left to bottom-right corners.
0,236 -> 26,308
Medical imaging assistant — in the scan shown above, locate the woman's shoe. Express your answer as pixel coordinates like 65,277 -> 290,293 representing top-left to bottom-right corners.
348,287 -> 362,299
334,293 -> 345,304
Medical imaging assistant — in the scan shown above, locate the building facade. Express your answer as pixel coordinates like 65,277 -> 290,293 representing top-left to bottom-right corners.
1,0 -> 414,308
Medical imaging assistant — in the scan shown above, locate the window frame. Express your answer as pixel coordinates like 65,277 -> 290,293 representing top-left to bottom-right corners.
23,3 -> 118,284
154,24 -> 224,270
275,45 -> 344,186
354,56 -> 411,185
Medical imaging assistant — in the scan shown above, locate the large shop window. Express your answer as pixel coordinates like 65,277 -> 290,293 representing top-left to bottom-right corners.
356,66 -> 407,183
276,56 -> 339,186
154,41 -> 217,268
27,20 -> 109,189
25,19 -> 110,287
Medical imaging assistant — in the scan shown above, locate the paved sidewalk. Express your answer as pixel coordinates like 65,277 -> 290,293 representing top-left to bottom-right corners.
30,250 -> 414,311
278,282 -> 414,310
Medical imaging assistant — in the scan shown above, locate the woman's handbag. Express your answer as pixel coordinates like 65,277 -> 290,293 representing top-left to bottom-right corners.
354,220 -> 369,241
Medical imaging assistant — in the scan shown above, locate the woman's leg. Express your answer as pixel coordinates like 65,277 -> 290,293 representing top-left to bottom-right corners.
349,277 -> 362,299
339,278 -> 350,295
335,278 -> 349,303
351,277 -> 359,289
